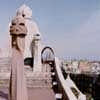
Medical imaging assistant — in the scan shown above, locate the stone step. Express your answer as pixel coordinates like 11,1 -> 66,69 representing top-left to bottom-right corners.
0,58 -> 11,63
0,72 -> 52,88
0,57 -> 52,88
0,88 -> 56,100
0,58 -> 11,73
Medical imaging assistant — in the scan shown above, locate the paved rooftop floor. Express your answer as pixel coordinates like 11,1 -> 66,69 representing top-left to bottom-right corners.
0,88 -> 56,100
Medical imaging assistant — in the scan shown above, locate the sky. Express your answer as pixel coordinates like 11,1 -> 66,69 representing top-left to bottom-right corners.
0,0 -> 100,59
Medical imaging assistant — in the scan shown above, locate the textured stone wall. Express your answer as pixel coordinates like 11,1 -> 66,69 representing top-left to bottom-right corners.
0,58 -> 52,88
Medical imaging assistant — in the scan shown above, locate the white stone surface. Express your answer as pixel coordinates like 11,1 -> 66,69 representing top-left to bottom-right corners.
33,35 -> 42,72
16,4 -> 41,58
51,72 -> 55,76
16,4 -> 43,72
55,57 -> 86,100
16,4 -> 32,19
24,19 -> 41,58
52,82 -> 57,86
55,93 -> 62,99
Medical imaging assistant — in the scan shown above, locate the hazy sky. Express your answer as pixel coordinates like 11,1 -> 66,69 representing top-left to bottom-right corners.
0,0 -> 100,59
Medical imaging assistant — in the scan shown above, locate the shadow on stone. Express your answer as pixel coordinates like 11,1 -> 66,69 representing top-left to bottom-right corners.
0,91 -> 8,99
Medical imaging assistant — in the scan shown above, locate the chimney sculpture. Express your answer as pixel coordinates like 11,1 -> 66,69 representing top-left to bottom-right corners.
9,15 -> 28,100
16,4 -> 42,72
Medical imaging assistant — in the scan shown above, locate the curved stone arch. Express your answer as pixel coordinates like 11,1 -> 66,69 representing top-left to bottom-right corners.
41,46 -> 55,64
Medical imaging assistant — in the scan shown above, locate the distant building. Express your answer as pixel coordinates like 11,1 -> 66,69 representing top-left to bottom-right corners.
71,61 -> 80,73
63,60 -> 80,73
90,62 -> 100,74
62,59 -> 100,74
79,60 -> 91,73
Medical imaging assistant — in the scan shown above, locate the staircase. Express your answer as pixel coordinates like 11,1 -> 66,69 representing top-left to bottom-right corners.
0,57 -> 55,100
0,57 -> 52,88
0,58 -> 11,73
